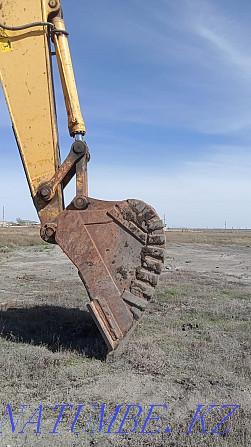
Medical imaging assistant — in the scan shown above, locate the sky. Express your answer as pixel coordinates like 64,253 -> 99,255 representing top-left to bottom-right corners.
1,0 -> 251,228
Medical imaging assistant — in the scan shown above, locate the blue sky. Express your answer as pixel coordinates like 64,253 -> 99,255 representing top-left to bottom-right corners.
1,0 -> 251,228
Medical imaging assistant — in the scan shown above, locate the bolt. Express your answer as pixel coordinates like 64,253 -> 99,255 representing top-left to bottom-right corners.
73,197 -> 89,210
72,140 -> 87,155
41,223 -> 57,243
40,187 -> 51,199
49,0 -> 58,8
45,227 -> 55,238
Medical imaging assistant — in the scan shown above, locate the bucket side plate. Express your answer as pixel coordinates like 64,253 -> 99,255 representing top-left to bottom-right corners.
55,198 -> 165,352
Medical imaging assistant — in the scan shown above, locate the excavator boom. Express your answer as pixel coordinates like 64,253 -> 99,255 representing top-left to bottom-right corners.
0,0 -> 165,354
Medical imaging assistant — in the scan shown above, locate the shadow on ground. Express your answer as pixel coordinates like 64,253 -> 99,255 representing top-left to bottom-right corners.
0,305 -> 108,360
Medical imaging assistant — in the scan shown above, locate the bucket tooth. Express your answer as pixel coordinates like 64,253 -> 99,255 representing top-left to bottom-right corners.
140,205 -> 157,222
142,257 -> 163,274
122,290 -> 148,310
131,280 -> 155,300
148,234 -> 166,246
127,199 -> 147,214
136,268 -> 159,286
143,246 -> 165,262
130,307 -> 142,321
148,219 -> 165,232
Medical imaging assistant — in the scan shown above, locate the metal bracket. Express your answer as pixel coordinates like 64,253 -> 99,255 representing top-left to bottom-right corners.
38,140 -> 89,202
40,222 -> 57,243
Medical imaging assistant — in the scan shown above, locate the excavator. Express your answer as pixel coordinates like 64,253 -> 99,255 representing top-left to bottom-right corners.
0,0 -> 166,354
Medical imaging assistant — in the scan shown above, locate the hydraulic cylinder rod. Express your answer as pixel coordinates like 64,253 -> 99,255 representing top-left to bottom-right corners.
52,15 -> 86,137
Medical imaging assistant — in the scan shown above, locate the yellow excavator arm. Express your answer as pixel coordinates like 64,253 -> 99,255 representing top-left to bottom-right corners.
0,0 -> 166,354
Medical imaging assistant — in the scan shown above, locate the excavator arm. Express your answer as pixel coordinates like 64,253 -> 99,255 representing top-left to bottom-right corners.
0,0 -> 166,354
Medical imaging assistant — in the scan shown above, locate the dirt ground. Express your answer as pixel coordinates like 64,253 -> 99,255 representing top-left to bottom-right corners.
0,228 -> 250,446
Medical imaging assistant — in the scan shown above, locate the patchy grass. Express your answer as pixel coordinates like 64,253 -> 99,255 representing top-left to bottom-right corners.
0,226 -> 44,247
2,227 -> 251,248
166,229 -> 251,246
0,230 -> 249,446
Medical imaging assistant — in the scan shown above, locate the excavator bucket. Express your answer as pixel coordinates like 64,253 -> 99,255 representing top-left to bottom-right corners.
55,197 -> 165,353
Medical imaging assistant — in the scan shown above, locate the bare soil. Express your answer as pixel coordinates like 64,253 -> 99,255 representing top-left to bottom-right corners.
0,228 -> 250,446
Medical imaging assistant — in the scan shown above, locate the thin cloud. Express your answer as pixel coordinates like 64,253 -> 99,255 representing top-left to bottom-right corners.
70,0 -> 251,135
181,0 -> 251,77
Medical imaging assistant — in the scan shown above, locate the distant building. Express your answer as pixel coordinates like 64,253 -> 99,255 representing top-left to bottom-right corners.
16,218 -> 39,226
0,221 -> 7,227
22,220 -> 39,226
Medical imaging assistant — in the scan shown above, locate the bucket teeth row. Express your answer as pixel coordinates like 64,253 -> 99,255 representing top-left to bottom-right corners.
107,200 -> 165,335
111,200 -> 166,326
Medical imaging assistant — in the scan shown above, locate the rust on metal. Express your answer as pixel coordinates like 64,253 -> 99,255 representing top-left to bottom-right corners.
76,153 -> 89,198
40,222 -> 57,243
54,197 -> 166,352
0,0 -> 165,354
38,140 -> 88,202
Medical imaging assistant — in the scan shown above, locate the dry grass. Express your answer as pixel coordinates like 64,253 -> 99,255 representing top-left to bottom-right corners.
0,229 -> 250,446
1,227 -> 251,249
0,266 -> 249,446
166,229 -> 251,246
0,226 -> 42,248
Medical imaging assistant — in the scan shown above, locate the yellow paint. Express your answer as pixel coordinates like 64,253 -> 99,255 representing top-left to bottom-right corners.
0,29 -> 13,53
0,0 -> 64,224
0,0 -> 87,224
